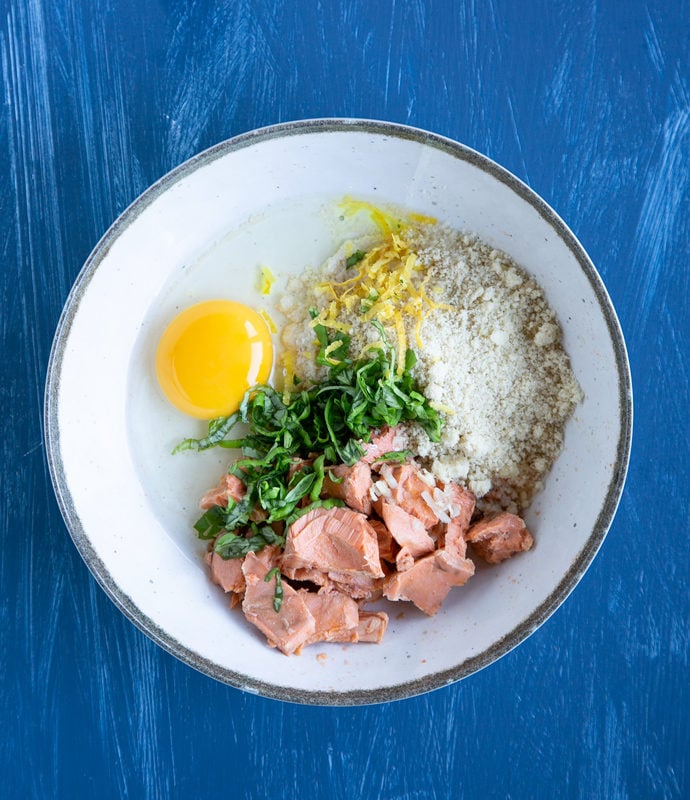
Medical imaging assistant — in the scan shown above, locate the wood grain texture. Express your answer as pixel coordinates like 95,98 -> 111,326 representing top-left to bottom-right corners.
1,0 -> 688,798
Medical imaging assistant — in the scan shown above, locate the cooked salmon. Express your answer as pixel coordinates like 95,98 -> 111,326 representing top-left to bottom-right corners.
206,547 -> 246,595
300,597 -> 389,645
383,550 -> 475,615
384,463 -> 440,529
241,546 -> 315,655
322,461 -> 373,515
369,518 -> 397,563
199,472 -> 267,522
287,457 -> 314,479
199,473 -> 246,509
360,425 -> 408,464
328,571 -> 384,602
302,588 -> 360,645
355,611 -> 389,643
465,512 -> 534,564
377,501 -> 435,571
203,429 -> 536,653
281,506 -> 384,579
281,565 -> 332,588
442,482 -> 476,559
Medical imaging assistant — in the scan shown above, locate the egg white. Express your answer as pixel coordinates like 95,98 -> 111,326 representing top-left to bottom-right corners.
126,196 -> 380,558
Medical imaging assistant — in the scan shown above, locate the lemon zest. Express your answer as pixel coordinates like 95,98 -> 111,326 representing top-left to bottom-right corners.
280,349 -> 296,402
323,340 -> 345,365
394,314 -> 407,377
429,401 -> 455,415
259,265 -> 276,295
258,309 -> 277,334
284,203 -> 455,373
409,211 -> 438,226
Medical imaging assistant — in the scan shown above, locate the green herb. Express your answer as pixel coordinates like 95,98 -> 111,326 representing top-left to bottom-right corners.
264,567 -> 284,612
345,249 -> 366,268
174,413 -> 241,454
214,524 -> 285,559
360,289 -> 379,313
372,449 -> 413,464
178,320 -> 443,557
282,497 -> 344,529
194,505 -> 228,540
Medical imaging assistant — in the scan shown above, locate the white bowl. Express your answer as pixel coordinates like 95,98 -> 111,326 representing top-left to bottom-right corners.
45,119 -> 632,705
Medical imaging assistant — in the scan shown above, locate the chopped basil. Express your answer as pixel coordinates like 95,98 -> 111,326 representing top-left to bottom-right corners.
214,524 -> 285,559
177,320 -> 443,559
372,449 -> 414,464
345,249 -> 366,268
264,567 -> 284,612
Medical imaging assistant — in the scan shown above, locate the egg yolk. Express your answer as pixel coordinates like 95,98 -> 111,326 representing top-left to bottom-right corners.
156,300 -> 273,419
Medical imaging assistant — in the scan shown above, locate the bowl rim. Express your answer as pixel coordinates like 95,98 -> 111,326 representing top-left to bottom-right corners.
44,117 -> 633,705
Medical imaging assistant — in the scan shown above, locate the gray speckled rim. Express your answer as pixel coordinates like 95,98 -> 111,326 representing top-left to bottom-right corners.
44,118 -> 633,706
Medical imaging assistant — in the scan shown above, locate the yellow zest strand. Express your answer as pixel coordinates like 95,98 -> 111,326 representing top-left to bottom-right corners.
258,266 -> 276,295
283,207 -> 457,373
323,340 -> 345,365
429,401 -> 455,415
394,314 -> 407,376
258,309 -> 277,334
413,315 -> 424,350
280,350 -> 296,402
408,211 -> 438,225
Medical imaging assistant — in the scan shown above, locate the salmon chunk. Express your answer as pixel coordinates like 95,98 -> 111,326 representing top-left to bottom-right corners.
360,425 -> 408,464
328,571 -> 383,601
302,588 -> 360,645
241,547 -> 315,655
199,473 -> 246,509
383,550 -> 475,615
355,611 -> 389,643
300,598 -> 389,645
322,461 -> 373,515
199,472 -> 267,522
206,547 -> 246,595
281,566 -> 332,588
369,518 -> 397,563
442,482 -> 476,559
465,512 -> 534,564
378,501 -> 435,571
281,506 -> 384,579
384,463 -> 440,529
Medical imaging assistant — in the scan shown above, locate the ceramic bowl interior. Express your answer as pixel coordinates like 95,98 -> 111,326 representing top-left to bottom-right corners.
45,119 -> 632,705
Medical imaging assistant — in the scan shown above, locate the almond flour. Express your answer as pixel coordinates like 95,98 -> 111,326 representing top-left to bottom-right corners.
279,220 -> 583,513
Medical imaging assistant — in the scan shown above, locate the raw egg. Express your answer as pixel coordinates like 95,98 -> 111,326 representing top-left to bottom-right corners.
156,300 -> 273,419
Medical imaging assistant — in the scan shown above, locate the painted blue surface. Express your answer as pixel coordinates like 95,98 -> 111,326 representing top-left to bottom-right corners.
1,1 -> 687,797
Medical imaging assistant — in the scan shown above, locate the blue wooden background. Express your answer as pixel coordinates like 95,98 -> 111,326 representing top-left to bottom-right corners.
1,1 -> 688,798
